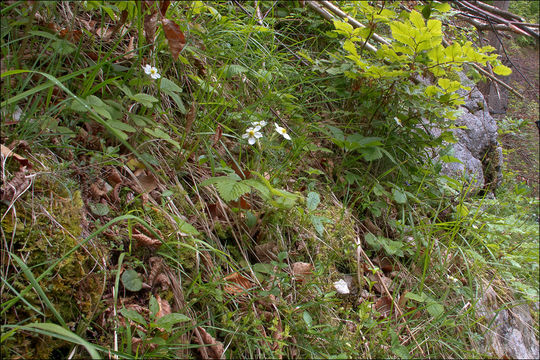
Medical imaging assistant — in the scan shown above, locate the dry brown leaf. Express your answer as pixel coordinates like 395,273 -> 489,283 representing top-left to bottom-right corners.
133,232 -> 162,248
0,168 -> 31,203
223,272 -> 253,296
375,295 -> 393,318
155,294 -> 172,319
144,11 -> 159,44
291,262 -> 313,284
211,123 -> 223,147
193,326 -> 224,360
106,167 -> 123,185
89,180 -> 109,200
159,0 -> 170,16
254,242 -> 278,263
1,144 -> 32,169
161,18 -> 186,60
136,173 -> 158,193
124,36 -> 135,59
185,103 -> 196,137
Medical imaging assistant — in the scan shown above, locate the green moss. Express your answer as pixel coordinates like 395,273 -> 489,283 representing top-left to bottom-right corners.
1,176 -> 106,359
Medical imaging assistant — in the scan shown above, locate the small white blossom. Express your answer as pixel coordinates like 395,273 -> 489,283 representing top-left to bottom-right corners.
274,123 -> 291,140
333,279 -> 350,294
394,117 -> 403,127
252,120 -> 267,128
143,64 -> 161,79
242,126 -> 263,145
447,275 -> 459,283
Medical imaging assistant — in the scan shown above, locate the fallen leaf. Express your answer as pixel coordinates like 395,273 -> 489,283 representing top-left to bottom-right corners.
144,11 -> 159,44
159,0 -> 170,16
0,168 -> 32,203
254,242 -> 278,263
124,36 -> 135,59
185,103 -> 196,137
224,272 -> 253,296
133,231 -> 162,248
211,123 -> 223,147
193,326 -> 224,360
161,18 -> 186,60
291,262 -> 313,283
136,173 -> 158,193
155,294 -> 172,319
1,144 -> 32,169
375,296 -> 393,318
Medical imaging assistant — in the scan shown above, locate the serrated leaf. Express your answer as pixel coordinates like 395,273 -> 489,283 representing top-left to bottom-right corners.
120,308 -> 146,326
154,313 -> 190,332
121,269 -> 143,292
409,10 -> 425,29
132,93 -> 158,107
426,301 -> 444,318
306,191 -> 320,211
243,179 -> 271,198
216,180 -> 251,202
177,218 -> 200,236
492,64 -> 511,76
364,233 -> 382,251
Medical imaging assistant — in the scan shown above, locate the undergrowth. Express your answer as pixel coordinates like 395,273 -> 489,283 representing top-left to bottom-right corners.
1,1 -> 538,359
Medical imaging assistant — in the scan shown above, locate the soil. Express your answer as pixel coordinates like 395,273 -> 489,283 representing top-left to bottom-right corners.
498,38 -> 539,197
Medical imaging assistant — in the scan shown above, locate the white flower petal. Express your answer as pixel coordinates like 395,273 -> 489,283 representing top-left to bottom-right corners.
248,137 -> 256,145
242,133 -> 249,139
283,133 -> 291,140
254,132 -> 263,139
143,64 -> 152,74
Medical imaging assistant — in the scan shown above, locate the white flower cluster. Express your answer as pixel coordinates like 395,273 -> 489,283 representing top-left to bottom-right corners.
242,120 -> 291,145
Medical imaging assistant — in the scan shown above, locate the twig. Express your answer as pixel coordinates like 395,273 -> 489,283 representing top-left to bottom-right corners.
471,0 -> 525,22
471,63 -> 524,99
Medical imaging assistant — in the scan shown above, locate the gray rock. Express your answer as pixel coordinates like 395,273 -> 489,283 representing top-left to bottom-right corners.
435,71 -> 503,191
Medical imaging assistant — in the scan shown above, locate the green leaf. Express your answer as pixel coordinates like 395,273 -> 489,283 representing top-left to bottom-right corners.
409,10 -> 425,29
154,313 -> 190,333
303,311 -> 313,327
426,301 -> 444,318
221,64 -> 248,78
10,323 -> 101,359
132,93 -> 158,108
333,19 -> 353,36
456,204 -> 469,217
121,269 -> 143,292
392,187 -> 407,204
119,308 -> 146,326
88,202 -> 110,216
177,218 -> 200,236
306,191 -> 320,211
440,155 -> 462,164
149,295 -> 159,318
160,77 -> 183,93
243,179 -> 271,198
108,120 -> 136,133
405,292 -> 427,302
310,215 -> 324,236
364,233 -> 382,251
434,2 -> 452,13
492,64 -> 512,76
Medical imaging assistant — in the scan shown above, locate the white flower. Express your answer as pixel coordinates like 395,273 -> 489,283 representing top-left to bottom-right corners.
252,120 -> 267,128
333,279 -> 350,294
394,117 -> 403,127
143,64 -> 161,79
274,123 -> 291,140
242,126 -> 263,145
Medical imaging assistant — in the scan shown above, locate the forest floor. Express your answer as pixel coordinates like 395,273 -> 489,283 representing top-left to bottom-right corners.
499,39 -> 539,197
